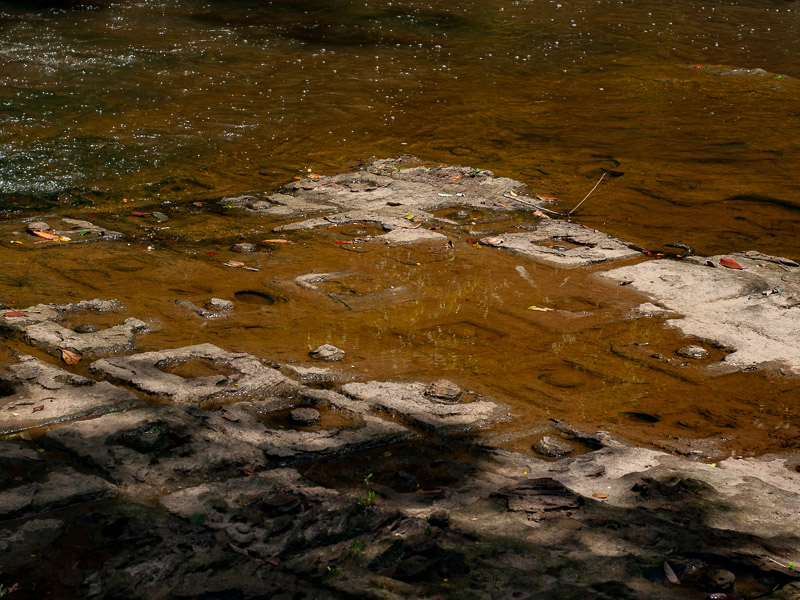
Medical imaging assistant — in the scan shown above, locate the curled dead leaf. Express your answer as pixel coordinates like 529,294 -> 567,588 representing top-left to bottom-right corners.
485,237 -> 504,247
719,257 -> 744,270
591,493 -> 608,499
532,209 -> 551,219
32,405 -> 44,413
224,260 -> 260,271
59,347 -> 82,365
30,229 -> 58,240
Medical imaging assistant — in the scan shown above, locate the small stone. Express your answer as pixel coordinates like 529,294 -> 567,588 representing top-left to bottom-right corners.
151,212 -> 169,223
206,298 -> 234,312
289,407 -> 321,425
676,345 -> 709,359
309,344 -> 345,362
73,324 -> 99,334
428,509 -> 450,528
534,435 -> 575,458
231,242 -> 258,254
26,221 -> 51,232
424,379 -> 462,404
698,567 -> 735,592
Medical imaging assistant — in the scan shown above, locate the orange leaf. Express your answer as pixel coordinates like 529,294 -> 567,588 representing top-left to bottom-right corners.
59,347 -> 82,365
30,229 -> 58,240
592,493 -> 608,499
262,239 -> 295,244
4,311 -> 26,317
719,257 -> 743,269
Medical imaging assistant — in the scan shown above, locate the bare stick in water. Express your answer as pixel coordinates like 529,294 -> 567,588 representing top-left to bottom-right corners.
567,171 -> 607,217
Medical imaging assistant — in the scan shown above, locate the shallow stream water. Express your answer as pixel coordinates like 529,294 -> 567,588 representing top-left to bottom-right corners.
1,0 -> 799,459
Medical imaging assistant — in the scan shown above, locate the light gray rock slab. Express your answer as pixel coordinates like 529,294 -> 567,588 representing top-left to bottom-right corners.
40,405 -> 267,495
0,355 -> 143,435
601,251 -> 800,372
340,380 -> 508,432
90,343 -> 299,404
483,220 -> 639,267
204,393 -> 412,460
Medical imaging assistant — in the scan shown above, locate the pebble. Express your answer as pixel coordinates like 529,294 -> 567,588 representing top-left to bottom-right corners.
309,344 -> 345,362
424,379 -> 462,404
289,407 -> 321,425
676,345 -> 709,359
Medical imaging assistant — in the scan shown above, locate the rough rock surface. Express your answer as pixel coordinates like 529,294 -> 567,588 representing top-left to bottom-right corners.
341,380 -> 507,432
602,250 -> 800,372
174,297 -> 233,319
40,405 -> 267,495
295,271 -> 418,312
90,343 -> 299,404
0,298 -> 147,358
0,355 -> 142,434
482,220 -> 639,267
263,157 -> 555,245
0,441 -> 118,521
206,392 -> 413,460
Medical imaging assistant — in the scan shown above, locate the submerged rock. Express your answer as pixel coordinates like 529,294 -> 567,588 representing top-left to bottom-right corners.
534,435 -> 575,458
309,344 -> 345,362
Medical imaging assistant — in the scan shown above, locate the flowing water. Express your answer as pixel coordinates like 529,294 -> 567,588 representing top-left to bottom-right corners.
1,0 -> 800,459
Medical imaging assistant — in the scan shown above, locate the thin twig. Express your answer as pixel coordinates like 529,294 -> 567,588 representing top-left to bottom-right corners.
567,171 -> 607,217
503,193 -> 565,216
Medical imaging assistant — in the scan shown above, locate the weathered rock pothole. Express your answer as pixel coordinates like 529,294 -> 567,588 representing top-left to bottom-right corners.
90,343 -> 298,405
0,298 -> 148,359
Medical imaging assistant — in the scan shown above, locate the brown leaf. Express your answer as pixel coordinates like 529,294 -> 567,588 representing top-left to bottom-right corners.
30,229 -> 58,240
262,239 -> 295,244
532,209 -> 551,219
130,211 -> 152,217
59,347 -> 82,365
32,405 -> 44,413
485,237 -> 504,247
719,257 -> 744,269
535,194 -> 557,203
240,465 -> 255,476
222,413 -> 240,422
3,311 -> 27,317
591,493 -> 608,499
224,260 -> 260,271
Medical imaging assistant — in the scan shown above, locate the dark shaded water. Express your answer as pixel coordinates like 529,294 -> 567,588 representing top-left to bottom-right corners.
1,0 -> 799,457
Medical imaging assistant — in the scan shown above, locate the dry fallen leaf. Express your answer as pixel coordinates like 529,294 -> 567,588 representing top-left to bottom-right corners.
59,347 -> 82,365
262,239 -> 295,244
32,405 -> 44,413
224,260 -> 260,272
720,257 -> 744,269
527,306 -> 554,312
4,311 -> 27,318
130,211 -> 152,217
592,493 -> 608,499
532,209 -> 551,219
30,229 -> 58,240
485,237 -> 504,247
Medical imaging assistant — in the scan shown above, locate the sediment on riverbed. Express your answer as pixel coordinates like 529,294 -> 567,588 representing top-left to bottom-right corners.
2,158 -> 799,599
